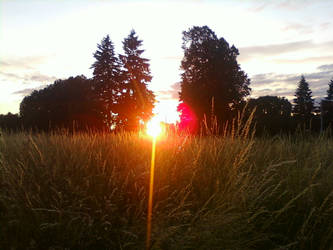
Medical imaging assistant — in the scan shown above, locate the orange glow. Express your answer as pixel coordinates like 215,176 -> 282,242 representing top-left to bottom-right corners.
146,116 -> 162,249
146,135 -> 156,250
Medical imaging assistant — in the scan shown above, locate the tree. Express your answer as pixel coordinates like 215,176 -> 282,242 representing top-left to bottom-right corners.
293,75 -> 314,120
321,78 -> 333,129
247,96 -> 292,134
117,30 -> 155,131
91,35 -> 121,129
20,76 -> 104,131
325,78 -> 333,100
0,112 -> 21,131
179,26 -> 251,131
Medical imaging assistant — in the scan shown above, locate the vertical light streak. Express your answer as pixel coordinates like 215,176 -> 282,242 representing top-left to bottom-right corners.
146,136 -> 156,250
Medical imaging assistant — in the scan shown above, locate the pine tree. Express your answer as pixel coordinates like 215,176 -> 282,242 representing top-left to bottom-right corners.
91,35 -> 121,128
321,78 -> 333,129
117,30 -> 155,131
293,75 -> 314,119
325,78 -> 333,100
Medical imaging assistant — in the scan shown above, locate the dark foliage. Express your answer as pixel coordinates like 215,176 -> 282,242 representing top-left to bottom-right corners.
179,26 -> 251,131
0,113 -> 21,131
20,76 -> 104,131
2,28 -> 331,136
91,35 -> 121,129
325,78 -> 333,101
91,32 -> 155,131
247,96 -> 292,135
321,78 -> 333,130
116,30 -> 155,131
293,76 -> 314,122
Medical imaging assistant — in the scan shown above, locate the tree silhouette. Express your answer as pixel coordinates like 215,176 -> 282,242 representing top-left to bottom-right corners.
20,76 -> 104,131
321,78 -> 333,130
91,35 -> 121,129
247,96 -> 292,135
179,26 -> 251,131
325,78 -> 333,100
293,75 -> 314,121
0,112 -> 21,131
117,30 -> 155,131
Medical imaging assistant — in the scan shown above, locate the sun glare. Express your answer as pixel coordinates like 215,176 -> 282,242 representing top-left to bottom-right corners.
153,100 -> 180,124
146,117 -> 162,138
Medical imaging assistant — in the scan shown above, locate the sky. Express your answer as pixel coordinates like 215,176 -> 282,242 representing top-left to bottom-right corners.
1,0 -> 333,123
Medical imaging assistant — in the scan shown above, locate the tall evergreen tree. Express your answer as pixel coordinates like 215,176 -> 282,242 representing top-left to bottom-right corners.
321,78 -> 333,129
117,30 -> 155,130
293,75 -> 314,119
91,35 -> 121,128
325,78 -> 333,100
179,26 -> 250,130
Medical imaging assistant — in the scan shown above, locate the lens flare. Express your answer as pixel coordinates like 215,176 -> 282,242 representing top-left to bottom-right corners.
145,116 -> 162,250
146,117 -> 162,138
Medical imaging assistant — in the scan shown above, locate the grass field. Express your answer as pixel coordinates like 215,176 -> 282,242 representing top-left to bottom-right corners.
1,129 -> 333,249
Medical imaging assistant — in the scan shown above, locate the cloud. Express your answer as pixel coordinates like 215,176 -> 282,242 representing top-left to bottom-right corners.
0,70 -> 57,84
254,88 -> 294,98
276,0 -> 312,10
156,82 -> 180,100
12,85 -> 46,97
317,64 -> 333,71
251,63 -> 333,100
0,55 -> 57,85
29,73 -> 57,82
281,22 -> 313,34
12,88 -> 38,96
250,73 -> 298,87
0,55 -> 50,70
320,22 -> 331,30
239,40 -> 333,62
0,71 -> 21,80
239,40 -> 313,61
0,61 -> 10,67
249,0 -> 313,12
274,55 -> 333,64
249,2 -> 271,12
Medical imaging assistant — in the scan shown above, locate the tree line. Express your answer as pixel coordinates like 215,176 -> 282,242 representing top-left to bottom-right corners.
177,26 -> 333,135
2,30 -> 155,132
1,26 -> 333,135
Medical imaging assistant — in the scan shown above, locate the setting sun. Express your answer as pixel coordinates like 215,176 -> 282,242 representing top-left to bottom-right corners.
146,117 -> 163,138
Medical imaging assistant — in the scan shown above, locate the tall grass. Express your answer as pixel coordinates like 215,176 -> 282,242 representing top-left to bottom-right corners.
1,129 -> 333,249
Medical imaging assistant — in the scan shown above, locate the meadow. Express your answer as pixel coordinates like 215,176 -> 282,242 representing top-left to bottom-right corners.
1,127 -> 333,249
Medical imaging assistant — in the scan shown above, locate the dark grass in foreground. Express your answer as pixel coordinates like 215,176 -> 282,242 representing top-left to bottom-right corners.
1,130 -> 333,249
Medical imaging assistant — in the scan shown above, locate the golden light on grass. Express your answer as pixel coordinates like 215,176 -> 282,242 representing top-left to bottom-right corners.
145,116 -> 162,250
